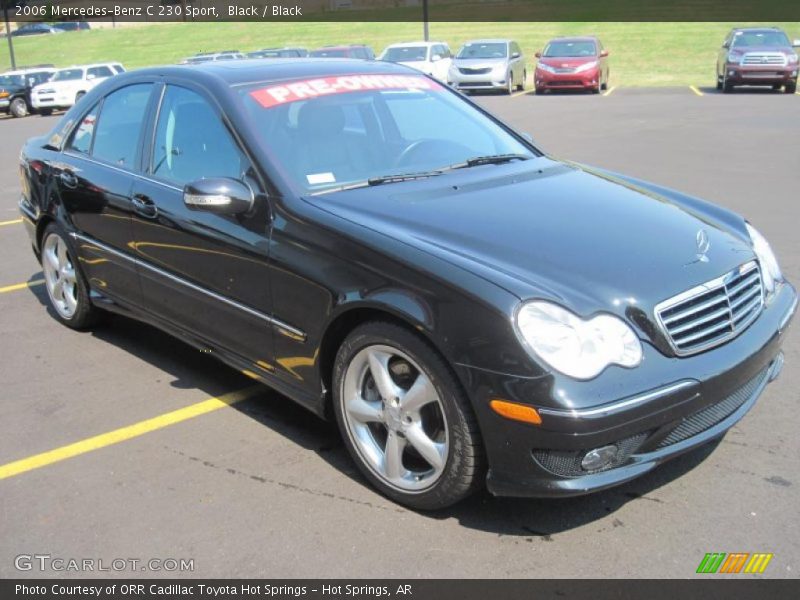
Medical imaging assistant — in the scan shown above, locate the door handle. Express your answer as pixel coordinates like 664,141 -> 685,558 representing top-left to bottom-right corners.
132,193 -> 158,219
58,170 -> 78,189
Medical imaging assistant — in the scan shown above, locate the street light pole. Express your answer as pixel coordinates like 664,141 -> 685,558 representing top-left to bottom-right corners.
422,0 -> 429,42
3,1 -> 17,70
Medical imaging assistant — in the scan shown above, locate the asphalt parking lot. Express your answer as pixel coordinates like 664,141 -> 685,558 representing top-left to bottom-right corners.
1,87 -> 798,579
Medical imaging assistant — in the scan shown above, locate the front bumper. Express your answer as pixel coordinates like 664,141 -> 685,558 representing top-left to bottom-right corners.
0,98 -> 9,109
723,65 -> 798,85
535,67 -> 600,90
32,93 -> 72,109
448,70 -> 508,91
459,282 -> 797,497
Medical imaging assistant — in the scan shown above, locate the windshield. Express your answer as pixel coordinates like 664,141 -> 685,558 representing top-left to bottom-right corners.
543,41 -> 597,57
457,42 -> 507,59
0,74 -> 24,87
732,31 -> 790,48
310,49 -> 349,58
53,69 -> 84,81
240,74 -> 535,194
382,46 -> 428,62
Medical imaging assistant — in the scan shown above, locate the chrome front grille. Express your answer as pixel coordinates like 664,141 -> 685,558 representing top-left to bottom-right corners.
655,261 -> 764,356
741,52 -> 788,66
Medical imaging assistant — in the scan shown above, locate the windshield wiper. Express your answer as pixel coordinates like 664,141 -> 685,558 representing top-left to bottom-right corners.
453,153 -> 532,169
367,171 -> 445,186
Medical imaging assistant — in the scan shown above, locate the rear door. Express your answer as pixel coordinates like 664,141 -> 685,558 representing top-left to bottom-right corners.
57,82 -> 156,307
131,83 -> 275,364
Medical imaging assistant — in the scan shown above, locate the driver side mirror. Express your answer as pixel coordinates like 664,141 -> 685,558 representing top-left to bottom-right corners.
86,73 -> 96,81
793,40 -> 800,48
535,51 -> 542,58
722,41 -> 730,49
183,177 -> 254,215
600,49 -> 609,57
511,51 -> 521,59
431,54 -> 442,62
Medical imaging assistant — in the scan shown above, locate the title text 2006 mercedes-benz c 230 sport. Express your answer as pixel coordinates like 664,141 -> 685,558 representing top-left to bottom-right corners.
18,60 -> 796,509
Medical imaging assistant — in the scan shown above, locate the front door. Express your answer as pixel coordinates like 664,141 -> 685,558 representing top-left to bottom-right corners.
130,84 -> 275,367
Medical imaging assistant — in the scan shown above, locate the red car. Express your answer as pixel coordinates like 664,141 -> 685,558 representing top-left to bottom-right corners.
534,36 -> 609,94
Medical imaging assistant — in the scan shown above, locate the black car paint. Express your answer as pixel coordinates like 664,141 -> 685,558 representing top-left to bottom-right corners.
18,59 -> 796,497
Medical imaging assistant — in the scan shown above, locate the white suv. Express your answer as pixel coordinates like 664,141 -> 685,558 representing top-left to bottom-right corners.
379,41 -> 452,81
31,63 -> 125,114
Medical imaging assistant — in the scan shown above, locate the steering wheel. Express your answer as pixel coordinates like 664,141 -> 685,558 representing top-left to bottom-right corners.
393,139 -> 472,169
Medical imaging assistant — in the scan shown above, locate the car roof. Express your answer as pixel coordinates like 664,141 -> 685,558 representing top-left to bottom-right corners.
462,39 -> 512,44
547,36 -> 599,43
128,58 -> 421,87
315,45 -> 369,50
385,41 -> 444,48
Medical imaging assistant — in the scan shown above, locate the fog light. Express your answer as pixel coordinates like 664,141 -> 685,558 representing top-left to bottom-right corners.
581,445 -> 618,471
728,70 -> 735,76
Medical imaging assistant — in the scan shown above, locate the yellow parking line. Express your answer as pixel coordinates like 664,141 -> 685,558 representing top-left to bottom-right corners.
0,218 -> 22,227
689,85 -> 704,97
0,279 -> 45,294
603,85 -> 617,97
0,386 -> 262,480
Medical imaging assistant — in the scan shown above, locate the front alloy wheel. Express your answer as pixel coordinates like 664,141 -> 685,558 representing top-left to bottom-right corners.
10,97 -> 29,118
333,321 -> 484,509
41,224 -> 97,328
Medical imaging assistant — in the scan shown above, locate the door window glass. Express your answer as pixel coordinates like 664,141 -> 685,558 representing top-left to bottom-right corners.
151,86 -> 247,186
67,103 -> 100,154
91,83 -> 153,168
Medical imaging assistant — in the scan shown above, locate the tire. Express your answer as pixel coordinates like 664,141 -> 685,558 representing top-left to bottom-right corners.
517,70 -> 526,91
39,109 -> 53,116
40,223 -> 98,329
10,97 -> 29,118
772,84 -> 782,91
723,77 -> 734,93
716,78 -> 722,91
601,78 -> 608,91
333,321 -> 485,510
505,74 -> 514,95
786,81 -> 797,94
535,86 -> 545,95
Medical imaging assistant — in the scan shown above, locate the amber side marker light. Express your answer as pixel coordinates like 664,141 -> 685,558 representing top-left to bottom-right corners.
489,399 -> 542,425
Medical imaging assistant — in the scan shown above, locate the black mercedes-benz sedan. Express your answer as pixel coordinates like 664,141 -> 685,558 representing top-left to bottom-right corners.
18,59 -> 796,509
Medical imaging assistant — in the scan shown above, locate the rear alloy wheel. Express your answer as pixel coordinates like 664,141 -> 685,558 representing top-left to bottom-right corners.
41,224 -> 97,329
10,97 -> 29,118
333,321 -> 484,509
506,74 -> 514,95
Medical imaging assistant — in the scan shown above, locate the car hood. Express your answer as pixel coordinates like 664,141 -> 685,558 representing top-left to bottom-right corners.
306,158 -> 753,320
538,56 -> 599,67
453,58 -> 507,69
35,80 -> 80,92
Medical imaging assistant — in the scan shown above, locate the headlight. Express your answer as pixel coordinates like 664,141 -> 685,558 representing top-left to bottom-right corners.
537,62 -> 556,74
515,301 -> 643,380
727,52 -> 742,64
788,54 -> 798,64
574,60 -> 599,73
746,223 -> 783,296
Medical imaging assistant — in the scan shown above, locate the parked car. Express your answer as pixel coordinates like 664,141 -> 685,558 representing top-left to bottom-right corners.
310,45 -> 375,59
447,39 -> 526,94
18,60 -> 796,509
379,41 -> 452,81
247,47 -> 308,59
11,23 -> 64,37
534,36 -> 609,94
0,67 -> 56,117
31,63 -> 124,115
717,27 -> 799,93
52,22 -> 91,32
180,51 -> 245,64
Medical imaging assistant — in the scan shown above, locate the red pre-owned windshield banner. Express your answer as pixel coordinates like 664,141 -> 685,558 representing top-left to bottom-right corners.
249,74 -> 441,108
